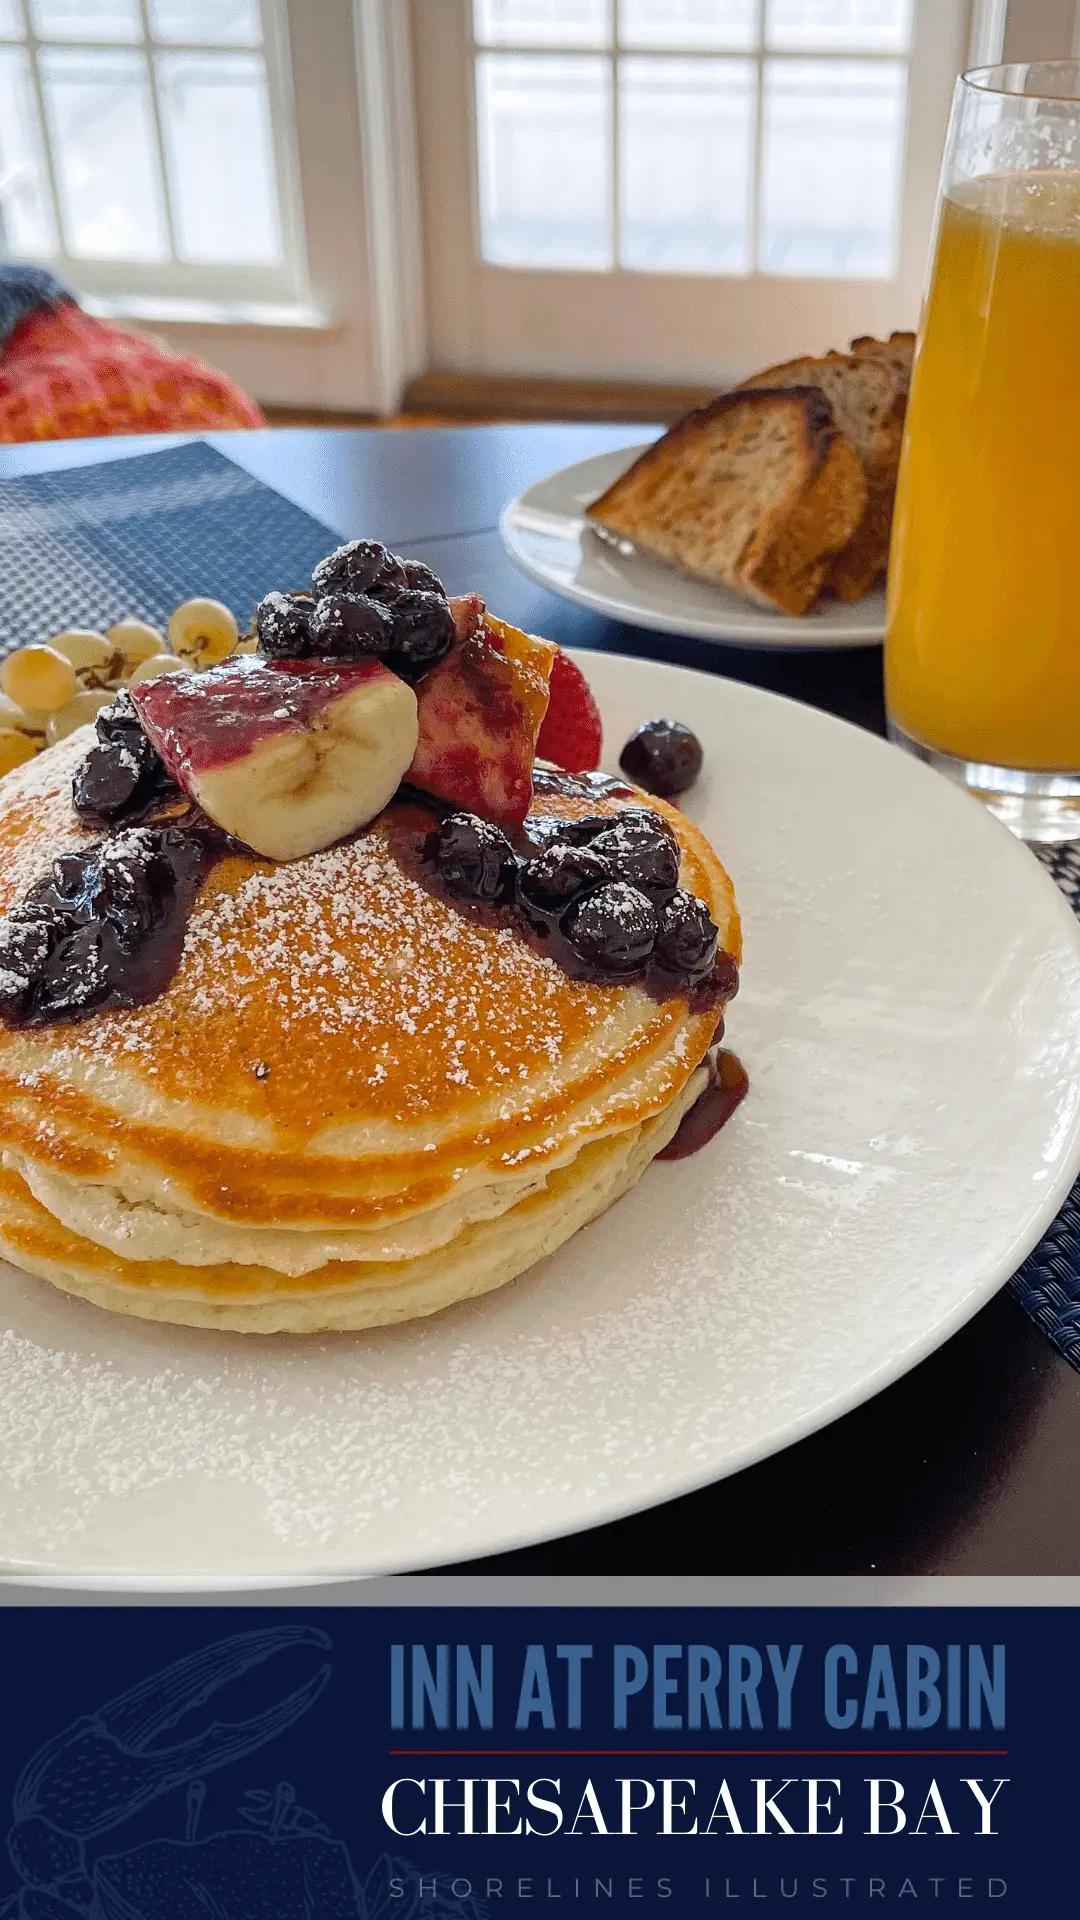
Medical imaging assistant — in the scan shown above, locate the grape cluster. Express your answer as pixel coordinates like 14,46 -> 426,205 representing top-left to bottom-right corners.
0,600 -> 242,785
429,806 -> 729,991
255,542 -> 455,680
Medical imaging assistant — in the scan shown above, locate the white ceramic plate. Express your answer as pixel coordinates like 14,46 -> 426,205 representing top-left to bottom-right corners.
501,445 -> 886,648
2,654 -> 1079,1586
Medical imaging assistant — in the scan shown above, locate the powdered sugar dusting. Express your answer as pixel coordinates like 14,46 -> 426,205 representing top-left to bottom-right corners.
0,729 -> 96,913
68,819 -> 612,1117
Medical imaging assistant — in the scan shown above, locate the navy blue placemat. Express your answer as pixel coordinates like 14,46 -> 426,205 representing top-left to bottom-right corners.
1010,840 -> 1080,1370
0,440 -> 340,650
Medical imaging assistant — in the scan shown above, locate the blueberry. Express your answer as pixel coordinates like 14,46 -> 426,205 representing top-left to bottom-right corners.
0,912 -> 52,1015
35,921 -> 113,1019
373,553 -> 410,596
386,589 -> 456,678
608,805 -> 676,840
94,688 -> 144,748
74,693 -> 177,825
431,813 -> 517,903
73,742 -> 145,819
523,811 -> 612,852
96,846 -> 160,948
398,559 -> 445,597
518,842 -> 613,915
308,591 -> 395,658
619,718 -> 704,797
563,880 -> 658,976
589,817 -> 680,899
654,888 -> 719,984
45,854 -> 91,908
255,589 -> 314,660
311,539 -> 394,597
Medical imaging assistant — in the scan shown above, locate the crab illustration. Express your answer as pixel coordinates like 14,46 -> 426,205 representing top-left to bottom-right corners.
1,1627 -> 332,1919
0,1627 -> 482,1920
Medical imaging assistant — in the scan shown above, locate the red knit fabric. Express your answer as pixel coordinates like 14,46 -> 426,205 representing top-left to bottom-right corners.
0,304 -> 264,442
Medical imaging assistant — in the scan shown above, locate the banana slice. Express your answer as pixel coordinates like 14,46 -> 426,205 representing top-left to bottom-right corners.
131,655 -> 419,862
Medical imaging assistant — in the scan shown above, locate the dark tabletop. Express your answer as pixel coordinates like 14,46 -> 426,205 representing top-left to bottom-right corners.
3,423 -> 1076,1579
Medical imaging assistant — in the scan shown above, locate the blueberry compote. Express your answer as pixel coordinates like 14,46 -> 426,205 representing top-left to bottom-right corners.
0,826 -> 211,1026
425,772 -> 739,1004
72,689 -> 179,827
656,1048 -> 749,1159
255,541 -> 456,679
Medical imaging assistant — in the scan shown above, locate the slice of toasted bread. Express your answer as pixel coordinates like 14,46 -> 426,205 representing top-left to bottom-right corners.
585,387 -> 867,617
851,330 -> 916,395
739,352 -> 904,600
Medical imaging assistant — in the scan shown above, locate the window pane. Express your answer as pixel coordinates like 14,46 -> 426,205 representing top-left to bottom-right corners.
149,1 -> 262,45
766,0 -> 912,53
157,50 -> 280,262
0,47 -> 58,253
41,47 -> 168,259
31,1 -> 140,41
619,1 -> 758,52
760,58 -> 906,276
0,1 -> 23,39
619,56 -> 753,272
476,53 -> 611,268
474,1 -> 610,48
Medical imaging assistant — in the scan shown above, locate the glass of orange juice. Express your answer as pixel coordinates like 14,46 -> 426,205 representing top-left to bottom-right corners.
886,62 -> 1080,842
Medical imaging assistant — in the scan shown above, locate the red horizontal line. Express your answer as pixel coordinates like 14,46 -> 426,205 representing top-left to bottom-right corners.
388,1750 -> 1008,1758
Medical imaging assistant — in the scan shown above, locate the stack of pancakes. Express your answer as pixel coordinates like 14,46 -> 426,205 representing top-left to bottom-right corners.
0,731 -> 739,1332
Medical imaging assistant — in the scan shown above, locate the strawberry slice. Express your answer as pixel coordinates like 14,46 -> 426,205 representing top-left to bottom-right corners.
536,648 -> 603,773
408,620 -> 555,828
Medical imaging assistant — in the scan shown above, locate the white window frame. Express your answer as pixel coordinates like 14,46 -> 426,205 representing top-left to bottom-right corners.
412,0 -> 981,387
141,0 -> 424,412
9,1 -> 1071,413
0,2 -> 428,414
143,0 -> 1080,409
0,1 -> 310,309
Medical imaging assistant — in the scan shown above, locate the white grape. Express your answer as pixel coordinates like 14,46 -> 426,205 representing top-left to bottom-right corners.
1,645 -> 79,713
129,653 -> 187,685
167,598 -> 239,669
0,728 -> 38,777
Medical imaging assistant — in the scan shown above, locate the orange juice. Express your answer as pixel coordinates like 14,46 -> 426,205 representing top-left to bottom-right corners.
886,172 -> 1080,770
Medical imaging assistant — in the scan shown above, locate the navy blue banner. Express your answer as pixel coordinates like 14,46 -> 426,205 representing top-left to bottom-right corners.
0,1607 -> 1068,1916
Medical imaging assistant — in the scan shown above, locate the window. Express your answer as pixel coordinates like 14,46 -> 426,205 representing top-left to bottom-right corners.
0,0 -> 307,312
472,0 -> 913,278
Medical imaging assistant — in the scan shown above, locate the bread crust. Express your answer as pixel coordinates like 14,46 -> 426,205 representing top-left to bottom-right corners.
739,352 -> 905,600
586,386 -> 866,616
850,330 -> 916,395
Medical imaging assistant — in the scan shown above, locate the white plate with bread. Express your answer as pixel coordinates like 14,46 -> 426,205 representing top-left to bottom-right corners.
501,333 -> 912,650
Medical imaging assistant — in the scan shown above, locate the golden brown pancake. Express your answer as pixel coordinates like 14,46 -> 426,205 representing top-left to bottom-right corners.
0,729 -> 740,1331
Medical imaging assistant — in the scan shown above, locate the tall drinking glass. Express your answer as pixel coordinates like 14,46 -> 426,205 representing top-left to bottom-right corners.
886,63 -> 1080,842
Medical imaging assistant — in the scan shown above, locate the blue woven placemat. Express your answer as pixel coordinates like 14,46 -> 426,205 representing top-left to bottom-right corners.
0,441 -> 1078,1368
0,440 -> 339,647
1010,841 -> 1080,1369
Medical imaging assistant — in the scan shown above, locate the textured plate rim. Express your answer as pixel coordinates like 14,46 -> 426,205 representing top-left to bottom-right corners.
6,657 -> 1080,1589
500,448 -> 887,650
